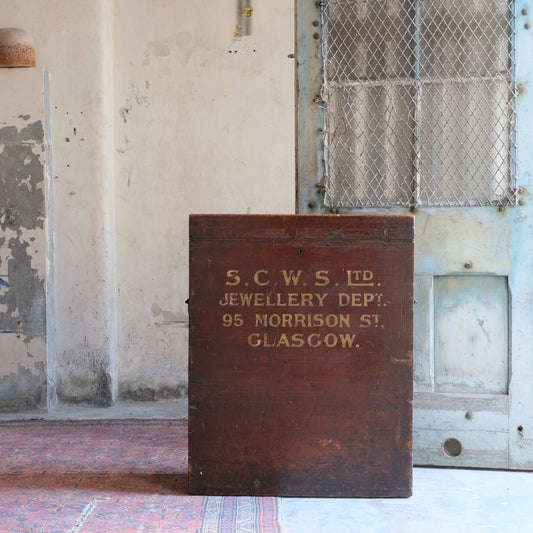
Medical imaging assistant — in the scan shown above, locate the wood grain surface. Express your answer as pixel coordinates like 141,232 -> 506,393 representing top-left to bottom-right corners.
189,215 -> 414,497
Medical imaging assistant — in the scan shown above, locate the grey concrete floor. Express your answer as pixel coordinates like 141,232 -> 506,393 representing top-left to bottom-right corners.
280,467 -> 533,533
0,399 -> 188,421
2,401 -> 532,533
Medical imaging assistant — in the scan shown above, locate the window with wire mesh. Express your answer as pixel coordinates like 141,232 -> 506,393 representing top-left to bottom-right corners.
320,0 -> 517,208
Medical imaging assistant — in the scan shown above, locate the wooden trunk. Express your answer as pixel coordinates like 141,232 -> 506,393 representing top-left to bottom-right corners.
188,215 -> 414,497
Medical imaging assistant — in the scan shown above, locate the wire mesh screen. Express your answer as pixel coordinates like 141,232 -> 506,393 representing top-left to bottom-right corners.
320,0 -> 517,208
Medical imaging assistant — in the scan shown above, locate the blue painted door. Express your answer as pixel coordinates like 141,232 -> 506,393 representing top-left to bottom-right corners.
297,0 -> 533,469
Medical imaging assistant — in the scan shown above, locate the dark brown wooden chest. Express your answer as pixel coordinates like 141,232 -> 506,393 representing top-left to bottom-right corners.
188,214 -> 414,497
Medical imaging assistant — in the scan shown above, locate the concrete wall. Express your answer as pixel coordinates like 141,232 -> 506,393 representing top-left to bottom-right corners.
0,0 -> 295,410
0,69 -> 48,410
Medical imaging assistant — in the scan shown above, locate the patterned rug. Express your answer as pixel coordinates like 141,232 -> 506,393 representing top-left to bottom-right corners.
0,419 -> 282,533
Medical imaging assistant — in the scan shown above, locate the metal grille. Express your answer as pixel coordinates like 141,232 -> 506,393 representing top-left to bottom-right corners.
320,0 -> 517,208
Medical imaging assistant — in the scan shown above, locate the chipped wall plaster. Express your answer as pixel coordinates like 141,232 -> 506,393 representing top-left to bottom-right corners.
0,73 -> 47,411
1,0 -> 295,409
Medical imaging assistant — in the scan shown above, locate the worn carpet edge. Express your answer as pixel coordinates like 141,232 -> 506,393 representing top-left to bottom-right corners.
0,417 -> 284,532
0,418 -> 188,427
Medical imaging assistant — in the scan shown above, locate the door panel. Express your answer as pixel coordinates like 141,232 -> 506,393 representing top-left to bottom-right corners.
414,209 -> 511,275
414,428 -> 509,468
434,275 -> 508,394
413,271 -> 511,466
414,392 -> 510,468
417,274 -> 510,395
414,393 -> 510,431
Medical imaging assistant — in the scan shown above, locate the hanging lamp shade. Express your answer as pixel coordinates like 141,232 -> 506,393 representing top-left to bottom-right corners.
0,28 -> 35,67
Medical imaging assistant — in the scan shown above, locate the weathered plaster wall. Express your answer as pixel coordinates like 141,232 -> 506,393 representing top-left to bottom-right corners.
0,0 -> 295,409
0,70 -> 47,411
113,0 -> 295,401
2,0 -> 116,408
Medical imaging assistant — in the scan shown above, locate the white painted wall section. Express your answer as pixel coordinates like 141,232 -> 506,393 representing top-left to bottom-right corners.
114,0 -> 295,400
0,0 -> 295,407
